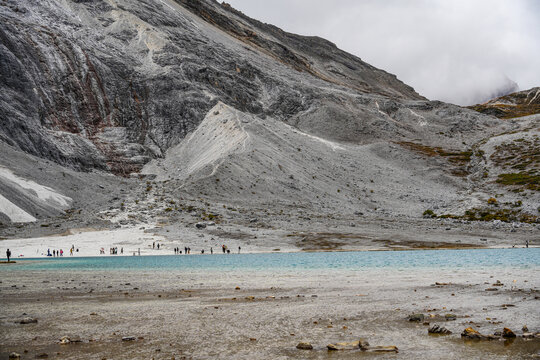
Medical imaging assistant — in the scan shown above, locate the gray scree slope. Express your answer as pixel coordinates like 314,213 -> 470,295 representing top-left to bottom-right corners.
0,0 -> 538,230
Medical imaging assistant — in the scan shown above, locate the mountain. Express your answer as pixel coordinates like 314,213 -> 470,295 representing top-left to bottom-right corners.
468,87 -> 540,119
0,0 -> 538,238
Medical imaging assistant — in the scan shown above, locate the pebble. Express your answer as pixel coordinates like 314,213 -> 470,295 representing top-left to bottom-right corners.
9,353 -> 20,359
122,336 -> 136,341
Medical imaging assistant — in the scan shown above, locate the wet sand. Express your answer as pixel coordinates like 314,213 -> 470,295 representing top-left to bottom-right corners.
1,264 -> 539,359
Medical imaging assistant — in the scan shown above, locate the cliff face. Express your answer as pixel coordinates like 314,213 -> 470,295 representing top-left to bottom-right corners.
1,0 -> 432,176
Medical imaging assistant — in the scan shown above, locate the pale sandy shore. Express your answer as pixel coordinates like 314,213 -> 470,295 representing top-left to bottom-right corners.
1,261 -> 539,359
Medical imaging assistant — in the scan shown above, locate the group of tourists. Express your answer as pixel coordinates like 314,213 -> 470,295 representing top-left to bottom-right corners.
47,248 -> 63,257
169,244 -> 241,255
110,247 -> 123,255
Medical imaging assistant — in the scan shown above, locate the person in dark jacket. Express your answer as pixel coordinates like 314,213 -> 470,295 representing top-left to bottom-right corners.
6,249 -> 11,262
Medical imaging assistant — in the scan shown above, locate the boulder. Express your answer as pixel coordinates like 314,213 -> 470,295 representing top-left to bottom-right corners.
502,328 -> 516,338
195,222 -> 206,229
428,324 -> 452,335
296,342 -> 313,350
9,353 -> 21,359
408,313 -> 424,322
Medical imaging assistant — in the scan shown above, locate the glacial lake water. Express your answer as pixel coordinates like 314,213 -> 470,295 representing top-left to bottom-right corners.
3,248 -> 539,272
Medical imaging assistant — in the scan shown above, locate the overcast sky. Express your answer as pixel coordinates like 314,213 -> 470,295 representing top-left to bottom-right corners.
226,0 -> 540,105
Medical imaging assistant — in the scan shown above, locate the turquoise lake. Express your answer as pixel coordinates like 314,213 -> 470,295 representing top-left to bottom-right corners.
2,248 -> 539,271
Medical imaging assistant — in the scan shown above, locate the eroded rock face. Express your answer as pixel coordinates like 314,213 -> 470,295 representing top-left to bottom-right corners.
1,0 -> 498,177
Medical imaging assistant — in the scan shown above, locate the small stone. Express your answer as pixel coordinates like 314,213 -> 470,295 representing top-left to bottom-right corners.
327,340 -> 360,350
408,313 -> 424,322
296,342 -> 313,350
122,336 -> 136,341
461,327 -> 484,339
502,328 -> 516,338
522,325 -> 529,332
358,339 -> 370,350
36,353 -> 48,359
19,317 -> 38,324
9,353 -> 21,359
195,222 -> 206,229
90,312 -> 97,316
235,286 -> 240,290
365,346 -> 398,353
461,327 -> 496,340
522,332 -> 534,339
249,338 -> 257,341
485,288 -> 498,291
445,314 -> 457,321
428,324 -> 452,335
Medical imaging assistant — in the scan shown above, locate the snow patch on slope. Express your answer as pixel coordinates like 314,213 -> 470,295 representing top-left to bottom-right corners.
0,167 -> 72,208
0,194 -> 36,222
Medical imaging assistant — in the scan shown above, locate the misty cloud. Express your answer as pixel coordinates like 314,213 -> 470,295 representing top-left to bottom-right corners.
226,0 -> 540,105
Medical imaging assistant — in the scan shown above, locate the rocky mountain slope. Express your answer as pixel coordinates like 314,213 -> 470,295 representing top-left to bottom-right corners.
0,0 -> 538,240
468,87 -> 540,119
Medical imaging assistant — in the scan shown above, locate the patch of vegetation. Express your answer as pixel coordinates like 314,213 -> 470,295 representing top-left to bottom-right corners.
468,103 -> 540,119
496,172 -> 540,191
397,141 -> 474,176
436,208 -> 538,224
423,209 -> 436,218
490,137 -> 539,171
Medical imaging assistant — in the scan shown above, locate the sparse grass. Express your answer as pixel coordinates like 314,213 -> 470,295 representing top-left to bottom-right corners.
437,207 -> 538,224
397,141 -> 473,176
496,172 -> 540,191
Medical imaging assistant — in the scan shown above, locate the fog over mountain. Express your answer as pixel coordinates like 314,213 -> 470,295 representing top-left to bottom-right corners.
226,0 -> 540,105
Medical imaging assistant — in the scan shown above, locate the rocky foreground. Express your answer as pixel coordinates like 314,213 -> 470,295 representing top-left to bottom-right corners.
1,265 -> 539,359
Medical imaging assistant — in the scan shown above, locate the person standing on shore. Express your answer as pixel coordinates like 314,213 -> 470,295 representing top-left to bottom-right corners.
238,246 -> 241,254
526,240 -> 529,248
6,249 -> 11,262
210,247 -> 213,254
